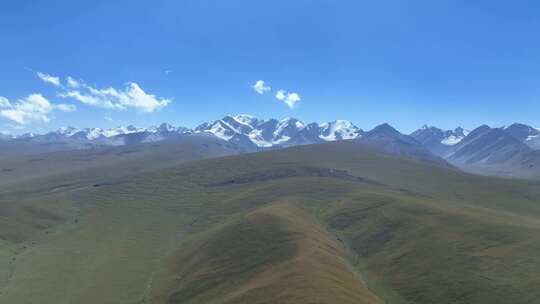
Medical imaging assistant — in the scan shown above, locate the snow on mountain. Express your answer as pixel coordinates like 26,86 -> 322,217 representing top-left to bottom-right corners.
195,115 -> 363,148
441,127 -> 469,146
207,120 -> 236,141
502,123 -> 540,150
248,129 -> 273,147
84,128 -> 105,140
445,125 -> 533,166
319,120 -> 362,141
5,117 -> 536,154
273,118 -> 303,141
2,115 -> 364,148
411,125 -> 469,149
231,114 -> 259,126
57,127 -> 80,137
526,134 -> 540,143
525,133 -> 540,150
32,123 -> 191,142
440,136 -> 462,145
147,123 -> 184,134
2,117 -> 538,165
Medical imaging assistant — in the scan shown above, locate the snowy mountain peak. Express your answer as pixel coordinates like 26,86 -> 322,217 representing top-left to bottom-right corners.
411,125 -> 469,148
272,118 -> 303,143
57,126 -> 80,136
194,115 -> 362,148
440,127 -> 469,146
319,120 -> 362,141
149,123 -> 177,133
231,114 -> 258,126
278,117 -> 304,129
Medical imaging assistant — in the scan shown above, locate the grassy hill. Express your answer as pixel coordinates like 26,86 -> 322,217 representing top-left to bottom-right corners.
1,140 -> 539,303
0,134 -> 240,188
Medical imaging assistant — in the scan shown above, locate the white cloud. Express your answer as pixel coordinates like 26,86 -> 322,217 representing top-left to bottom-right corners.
252,80 -> 271,95
37,72 -> 61,87
34,71 -> 170,113
0,94 -> 76,125
123,82 -> 171,112
60,90 -> 119,109
66,76 -> 81,88
276,89 -> 301,108
60,79 -> 171,113
55,103 -> 77,112
0,96 -> 11,108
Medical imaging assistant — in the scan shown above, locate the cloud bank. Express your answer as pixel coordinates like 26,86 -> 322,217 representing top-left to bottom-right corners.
0,94 -> 75,125
37,72 -> 172,113
60,81 -> 171,113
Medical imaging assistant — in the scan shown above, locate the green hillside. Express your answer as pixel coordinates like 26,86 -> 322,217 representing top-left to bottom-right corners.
1,141 -> 539,303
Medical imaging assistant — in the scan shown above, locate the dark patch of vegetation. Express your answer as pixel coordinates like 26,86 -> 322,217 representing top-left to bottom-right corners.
207,165 -> 381,187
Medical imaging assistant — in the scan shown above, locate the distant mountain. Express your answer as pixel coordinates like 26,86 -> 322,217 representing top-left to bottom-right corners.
194,115 -> 363,149
8,123 -> 192,147
410,125 -> 469,155
527,136 -> 540,150
2,116 -> 539,178
360,123 -> 451,167
410,123 -> 540,179
0,115 -> 366,158
446,126 -> 528,164
0,133 -> 14,141
503,123 -> 540,150
504,123 -> 540,142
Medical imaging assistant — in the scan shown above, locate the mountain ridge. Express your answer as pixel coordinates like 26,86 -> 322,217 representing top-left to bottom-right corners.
3,115 -> 538,152
2,115 -> 539,179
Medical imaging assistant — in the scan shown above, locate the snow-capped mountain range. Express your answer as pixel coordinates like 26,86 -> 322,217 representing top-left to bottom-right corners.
2,115 -> 539,160
2,115 -> 538,152
1,115 -> 539,179
53,123 -> 188,140
2,115 -> 365,149
194,115 -> 363,148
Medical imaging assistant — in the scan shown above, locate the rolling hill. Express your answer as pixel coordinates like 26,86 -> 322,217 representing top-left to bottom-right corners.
0,133 -> 241,187
1,140 -> 540,303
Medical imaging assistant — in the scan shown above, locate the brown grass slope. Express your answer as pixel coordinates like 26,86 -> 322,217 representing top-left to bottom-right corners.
160,204 -> 382,304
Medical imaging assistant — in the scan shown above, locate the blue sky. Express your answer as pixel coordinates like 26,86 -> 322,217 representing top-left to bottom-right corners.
0,0 -> 539,134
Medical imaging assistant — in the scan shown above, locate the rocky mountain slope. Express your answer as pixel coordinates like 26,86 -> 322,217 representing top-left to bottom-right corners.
411,123 -> 540,178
